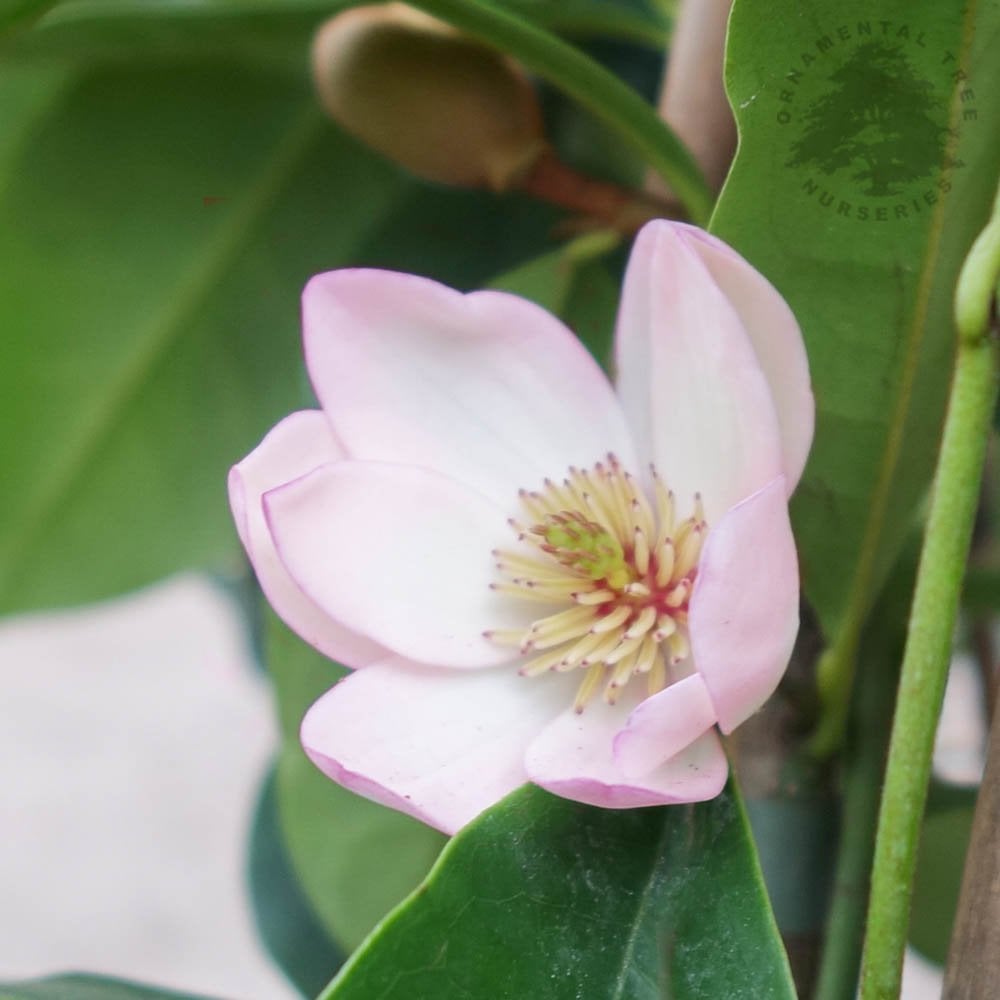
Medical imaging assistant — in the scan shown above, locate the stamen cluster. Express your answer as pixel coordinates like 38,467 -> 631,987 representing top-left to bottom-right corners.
486,455 -> 707,712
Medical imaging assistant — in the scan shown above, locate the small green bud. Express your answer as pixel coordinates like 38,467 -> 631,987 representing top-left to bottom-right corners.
312,4 -> 547,191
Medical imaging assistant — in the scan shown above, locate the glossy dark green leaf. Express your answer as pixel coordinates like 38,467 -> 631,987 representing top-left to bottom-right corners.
266,614 -> 447,952
5,0 -> 666,61
962,566 -> 1000,614
248,763 -> 345,996
3,0 -> 345,63
745,791 -> 837,936
909,804 -> 975,964
0,975 -> 220,1000
0,54 -> 555,616
324,783 -> 795,1000
714,0 -> 1000,638
0,0 -> 58,37
489,231 -> 622,363
925,777 -> 979,815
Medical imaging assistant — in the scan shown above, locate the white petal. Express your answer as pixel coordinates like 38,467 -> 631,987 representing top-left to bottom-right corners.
676,224 -> 814,493
526,692 -> 728,808
612,674 -> 718,779
301,657 -> 573,834
228,411 -> 385,667
614,220 -> 784,522
302,269 -> 636,506
689,476 -> 799,732
265,461 -> 538,669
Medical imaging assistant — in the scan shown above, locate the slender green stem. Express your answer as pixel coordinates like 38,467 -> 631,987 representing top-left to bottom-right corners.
813,550 -> 915,1000
860,192 -> 1000,999
808,622 -> 865,758
398,0 -> 713,224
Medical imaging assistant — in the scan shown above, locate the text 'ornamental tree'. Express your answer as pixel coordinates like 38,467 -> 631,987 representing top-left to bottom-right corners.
787,41 -> 955,196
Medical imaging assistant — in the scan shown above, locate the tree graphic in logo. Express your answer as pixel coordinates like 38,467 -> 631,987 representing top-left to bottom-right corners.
787,42 -> 954,196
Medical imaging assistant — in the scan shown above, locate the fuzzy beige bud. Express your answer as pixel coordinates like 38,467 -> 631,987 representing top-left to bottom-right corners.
312,3 -> 547,191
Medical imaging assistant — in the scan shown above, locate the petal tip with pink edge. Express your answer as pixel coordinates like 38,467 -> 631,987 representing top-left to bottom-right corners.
689,475 -> 800,734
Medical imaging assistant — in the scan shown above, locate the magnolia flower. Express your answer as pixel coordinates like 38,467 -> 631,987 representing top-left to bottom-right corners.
229,220 -> 813,835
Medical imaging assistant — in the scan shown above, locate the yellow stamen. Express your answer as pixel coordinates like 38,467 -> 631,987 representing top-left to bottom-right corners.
625,606 -> 658,640
647,650 -> 668,696
519,646 -> 571,676
655,539 -> 676,588
489,458 -> 708,712
663,579 -> 690,609
573,663 -> 606,713
606,648 -> 641,703
675,522 -> 705,578
573,588 -> 616,605
604,631 -> 647,665
481,627 -> 524,646
634,634 -> 659,675
633,526 -> 650,576
653,614 -> 677,642
667,629 -> 690,664
558,630 -> 608,669
528,604 -> 597,636
591,604 -> 633,634
579,630 -> 626,666
489,582 -> 569,603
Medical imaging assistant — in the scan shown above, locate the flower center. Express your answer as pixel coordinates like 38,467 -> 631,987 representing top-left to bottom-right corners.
486,454 -> 707,713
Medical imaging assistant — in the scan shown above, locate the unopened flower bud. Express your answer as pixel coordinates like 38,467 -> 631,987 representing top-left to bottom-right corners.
311,4 -> 547,191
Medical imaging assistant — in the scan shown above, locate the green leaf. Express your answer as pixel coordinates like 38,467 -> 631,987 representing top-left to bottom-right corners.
0,0 -> 58,37
745,789 -> 837,936
0,975 -> 220,1000
266,613 -> 447,952
0,61 -> 365,612
713,1 -> 1000,642
909,804 -> 975,964
513,0 -> 668,46
5,0 -> 667,60
0,54 -> 556,615
963,566 -> 1000,614
489,230 -> 623,363
323,783 -> 795,1000
3,0 -> 350,64
248,763 -> 345,996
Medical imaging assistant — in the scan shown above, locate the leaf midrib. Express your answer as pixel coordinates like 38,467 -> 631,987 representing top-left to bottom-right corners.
0,104 -> 324,603
609,814 -> 674,1000
827,0 -> 980,651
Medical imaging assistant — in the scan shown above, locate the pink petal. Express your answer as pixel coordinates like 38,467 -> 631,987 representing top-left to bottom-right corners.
612,674 -> 718,779
525,693 -> 728,808
265,460 -> 537,669
676,225 -> 814,493
302,269 -> 636,507
301,657 -> 574,835
614,220 -> 784,522
689,476 -> 799,733
228,411 -> 385,668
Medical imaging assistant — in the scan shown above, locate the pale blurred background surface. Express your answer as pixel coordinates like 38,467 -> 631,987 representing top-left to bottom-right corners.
2,575 -> 987,999
0,575 -> 294,1000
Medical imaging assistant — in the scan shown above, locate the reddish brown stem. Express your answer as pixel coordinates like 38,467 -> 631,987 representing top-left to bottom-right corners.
516,149 -> 676,232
